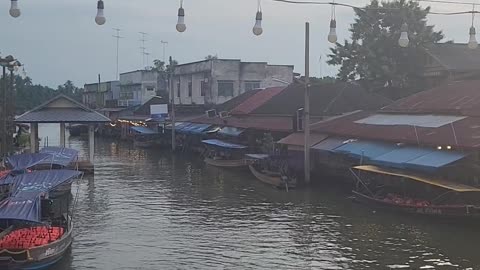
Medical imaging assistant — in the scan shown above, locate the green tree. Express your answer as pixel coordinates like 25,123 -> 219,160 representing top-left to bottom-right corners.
328,0 -> 443,89
205,55 -> 218,60
152,59 -> 178,100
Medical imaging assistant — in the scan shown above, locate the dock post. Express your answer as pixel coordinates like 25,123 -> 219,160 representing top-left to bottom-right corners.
88,124 -> 95,162
60,123 -> 66,147
30,123 -> 38,153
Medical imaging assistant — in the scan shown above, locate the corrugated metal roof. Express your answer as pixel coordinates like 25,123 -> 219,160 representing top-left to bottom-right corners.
277,133 -> 328,147
16,95 -> 111,123
189,115 -> 294,132
311,111 -> 480,149
230,87 -> 285,115
311,137 -> 348,151
383,80 -> 480,116
354,114 -> 465,128
424,43 -> 480,72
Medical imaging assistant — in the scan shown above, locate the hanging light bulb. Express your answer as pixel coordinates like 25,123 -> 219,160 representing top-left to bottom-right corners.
328,19 -> 337,43
95,0 -> 106,25
469,26 -> 478,49
398,22 -> 409,48
9,0 -> 21,18
176,1 -> 186,33
253,11 -> 263,36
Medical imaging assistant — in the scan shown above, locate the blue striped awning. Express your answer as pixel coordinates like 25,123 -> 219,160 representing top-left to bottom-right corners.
371,147 -> 434,169
404,151 -> 467,171
333,140 -> 397,159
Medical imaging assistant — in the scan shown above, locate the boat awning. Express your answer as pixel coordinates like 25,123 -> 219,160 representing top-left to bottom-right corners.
218,127 -> 245,137
277,133 -> 328,147
311,137 -> 348,152
0,170 -> 82,222
202,139 -> 247,149
371,147 -> 433,169
353,165 -> 480,192
5,153 -> 52,171
404,151 -> 467,171
130,126 -> 157,135
245,154 -> 270,160
333,140 -> 397,159
39,147 -> 79,167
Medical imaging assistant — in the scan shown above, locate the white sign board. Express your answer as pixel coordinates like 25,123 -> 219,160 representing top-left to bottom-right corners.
150,104 -> 168,115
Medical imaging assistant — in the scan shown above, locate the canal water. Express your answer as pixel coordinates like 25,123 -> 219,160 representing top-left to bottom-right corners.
37,125 -> 480,270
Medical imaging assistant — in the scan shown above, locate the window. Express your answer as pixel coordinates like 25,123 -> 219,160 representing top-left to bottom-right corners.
188,82 -> 192,97
177,82 -> 181,98
146,87 -> 155,92
244,81 -> 261,91
201,81 -> 208,96
218,80 -> 234,97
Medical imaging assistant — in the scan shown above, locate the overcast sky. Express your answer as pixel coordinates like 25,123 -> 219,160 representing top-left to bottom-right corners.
0,0 -> 474,88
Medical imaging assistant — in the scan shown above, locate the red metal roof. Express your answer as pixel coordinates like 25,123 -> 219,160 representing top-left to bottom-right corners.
383,80 -> 480,116
189,115 -> 294,132
311,111 -> 480,149
230,87 -> 285,115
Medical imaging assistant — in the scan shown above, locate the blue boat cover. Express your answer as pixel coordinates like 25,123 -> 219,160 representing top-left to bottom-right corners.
371,147 -> 433,169
333,140 -> 397,159
404,151 -> 467,171
202,139 -> 247,149
5,153 -> 53,171
131,126 -> 157,135
0,170 -> 82,223
39,147 -> 79,167
218,127 -> 245,137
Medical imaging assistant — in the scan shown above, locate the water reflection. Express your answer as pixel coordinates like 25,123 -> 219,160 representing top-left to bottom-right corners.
35,124 -> 480,269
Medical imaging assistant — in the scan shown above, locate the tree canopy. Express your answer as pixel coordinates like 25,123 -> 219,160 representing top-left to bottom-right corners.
328,0 -> 443,89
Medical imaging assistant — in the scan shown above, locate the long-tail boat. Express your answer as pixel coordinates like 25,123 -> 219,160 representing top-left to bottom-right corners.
202,139 -> 247,168
350,165 -> 480,219
0,170 -> 82,269
245,154 -> 296,190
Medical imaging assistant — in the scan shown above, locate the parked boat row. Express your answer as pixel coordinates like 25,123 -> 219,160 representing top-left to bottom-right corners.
0,147 -> 82,269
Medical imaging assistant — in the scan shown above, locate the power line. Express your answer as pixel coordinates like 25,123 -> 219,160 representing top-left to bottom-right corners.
112,28 -> 123,80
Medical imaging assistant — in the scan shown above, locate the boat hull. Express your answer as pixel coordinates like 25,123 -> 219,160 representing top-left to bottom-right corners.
204,157 -> 246,168
249,165 -> 295,189
352,191 -> 480,219
0,225 -> 73,270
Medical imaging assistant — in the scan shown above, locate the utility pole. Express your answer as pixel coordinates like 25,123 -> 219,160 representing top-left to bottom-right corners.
161,41 -> 168,63
2,66 -> 6,156
139,32 -> 148,69
304,22 -> 311,184
169,56 -> 176,152
112,28 -> 123,80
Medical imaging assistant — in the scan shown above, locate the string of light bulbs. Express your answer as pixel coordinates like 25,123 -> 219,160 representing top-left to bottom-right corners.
6,0 -> 480,49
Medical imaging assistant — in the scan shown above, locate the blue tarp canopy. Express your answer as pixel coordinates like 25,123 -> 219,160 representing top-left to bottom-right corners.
5,153 -> 53,171
39,147 -> 79,167
0,170 -> 82,223
202,139 -> 247,149
371,147 -> 434,169
178,123 -> 211,135
131,126 -> 157,135
333,140 -> 397,159
218,127 -> 245,137
311,137 -> 347,152
404,151 -> 467,171
165,122 -> 189,129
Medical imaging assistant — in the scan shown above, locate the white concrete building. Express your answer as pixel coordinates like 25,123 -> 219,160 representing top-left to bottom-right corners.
119,70 -> 159,107
173,59 -> 294,105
